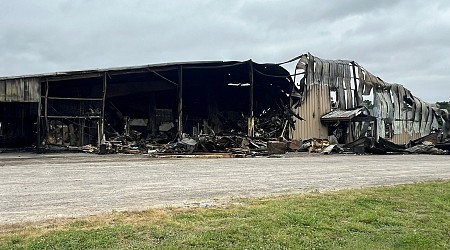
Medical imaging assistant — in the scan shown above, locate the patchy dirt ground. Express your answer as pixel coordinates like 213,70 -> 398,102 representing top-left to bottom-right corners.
0,152 -> 449,224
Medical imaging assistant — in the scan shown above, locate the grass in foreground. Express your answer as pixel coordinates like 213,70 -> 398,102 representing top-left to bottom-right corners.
1,180 -> 449,250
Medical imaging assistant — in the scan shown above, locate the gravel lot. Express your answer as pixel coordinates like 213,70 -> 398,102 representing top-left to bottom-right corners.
0,152 -> 449,224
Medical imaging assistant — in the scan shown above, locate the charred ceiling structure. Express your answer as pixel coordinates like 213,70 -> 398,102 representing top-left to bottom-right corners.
291,53 -> 450,152
0,60 -> 297,152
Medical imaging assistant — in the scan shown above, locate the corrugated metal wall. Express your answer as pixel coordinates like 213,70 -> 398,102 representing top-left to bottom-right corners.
0,78 -> 40,102
392,132 -> 421,145
290,54 -> 442,145
292,84 -> 330,140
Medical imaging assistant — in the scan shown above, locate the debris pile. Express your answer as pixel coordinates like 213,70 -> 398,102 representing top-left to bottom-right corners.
294,138 -> 343,154
342,134 -> 449,155
255,104 -> 303,138
405,133 -> 449,155
88,101 -> 304,157
41,108 -> 448,156
405,141 -> 448,155
95,131 -> 277,157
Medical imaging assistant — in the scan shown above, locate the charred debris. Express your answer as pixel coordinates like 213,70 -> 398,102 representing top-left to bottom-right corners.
0,55 -> 449,156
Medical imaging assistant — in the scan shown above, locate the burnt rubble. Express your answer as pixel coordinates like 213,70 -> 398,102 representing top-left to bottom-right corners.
92,102 -> 301,157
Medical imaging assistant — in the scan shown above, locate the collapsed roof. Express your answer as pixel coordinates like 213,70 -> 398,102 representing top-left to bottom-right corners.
292,53 -> 450,145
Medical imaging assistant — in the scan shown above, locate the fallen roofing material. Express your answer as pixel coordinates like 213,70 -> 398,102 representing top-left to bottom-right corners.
321,107 -> 374,122
321,108 -> 363,121
343,137 -> 405,154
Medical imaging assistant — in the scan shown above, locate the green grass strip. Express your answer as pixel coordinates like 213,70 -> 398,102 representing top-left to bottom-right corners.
1,180 -> 449,249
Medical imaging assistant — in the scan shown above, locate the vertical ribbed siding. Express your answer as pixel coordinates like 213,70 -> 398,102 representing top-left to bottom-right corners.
392,132 -> 421,145
292,84 -> 330,140
0,78 -> 40,102
290,54 -> 443,144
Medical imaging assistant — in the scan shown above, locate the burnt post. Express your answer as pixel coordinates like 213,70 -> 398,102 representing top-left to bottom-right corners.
148,92 -> 157,136
36,80 -> 42,149
44,78 -> 49,139
178,66 -> 183,138
248,60 -> 255,137
99,73 -> 107,146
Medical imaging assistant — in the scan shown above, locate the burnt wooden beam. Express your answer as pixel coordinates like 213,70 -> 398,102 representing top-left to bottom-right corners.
148,92 -> 157,135
99,73 -> 107,146
46,97 -> 103,101
44,78 -> 49,136
178,66 -> 183,138
36,90 -> 42,149
46,115 -> 102,119
248,60 -> 255,137
147,69 -> 178,86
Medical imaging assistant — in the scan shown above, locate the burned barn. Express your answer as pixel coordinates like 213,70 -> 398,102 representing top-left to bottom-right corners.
1,54 -> 449,154
0,60 -> 297,153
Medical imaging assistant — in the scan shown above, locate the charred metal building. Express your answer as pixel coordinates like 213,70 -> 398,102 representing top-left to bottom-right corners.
1,54 -> 449,153
0,60 -> 295,149
291,53 -> 450,146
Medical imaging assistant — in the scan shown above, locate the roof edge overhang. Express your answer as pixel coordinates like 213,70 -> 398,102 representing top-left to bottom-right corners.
0,60 -> 293,82
0,60 -> 231,81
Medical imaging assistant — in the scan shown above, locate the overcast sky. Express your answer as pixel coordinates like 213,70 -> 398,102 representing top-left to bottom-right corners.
1,0 -> 449,102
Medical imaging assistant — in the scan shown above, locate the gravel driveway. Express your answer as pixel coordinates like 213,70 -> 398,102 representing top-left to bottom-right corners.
1,153 -> 449,224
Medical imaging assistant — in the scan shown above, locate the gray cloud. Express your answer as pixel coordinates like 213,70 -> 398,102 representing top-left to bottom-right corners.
1,0 -> 449,102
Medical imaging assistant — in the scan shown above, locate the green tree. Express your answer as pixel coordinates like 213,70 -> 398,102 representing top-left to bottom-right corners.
362,99 -> 373,110
436,101 -> 450,112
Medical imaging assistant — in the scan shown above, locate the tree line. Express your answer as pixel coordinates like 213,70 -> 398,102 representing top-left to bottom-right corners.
436,101 -> 450,112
